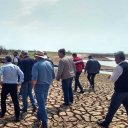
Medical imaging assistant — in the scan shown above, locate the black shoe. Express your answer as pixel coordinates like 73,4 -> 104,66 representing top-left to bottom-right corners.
32,106 -> 37,112
14,117 -> 20,122
35,113 -> 41,120
60,103 -> 70,107
79,90 -> 85,93
41,123 -> 48,128
20,108 -> 27,113
0,112 -> 4,118
96,120 -> 109,128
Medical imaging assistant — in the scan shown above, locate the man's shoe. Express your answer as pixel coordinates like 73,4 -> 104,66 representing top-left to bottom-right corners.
20,108 -> 27,113
96,120 -> 109,128
79,90 -> 85,93
14,117 -> 20,122
40,123 -> 48,128
0,112 -> 4,118
35,113 -> 41,120
60,103 -> 70,107
32,106 -> 37,112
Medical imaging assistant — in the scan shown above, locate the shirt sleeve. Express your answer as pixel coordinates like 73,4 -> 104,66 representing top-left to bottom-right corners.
32,64 -> 38,81
109,65 -> 123,83
16,66 -> 24,83
56,60 -> 64,80
0,67 -> 3,81
13,57 -> 18,63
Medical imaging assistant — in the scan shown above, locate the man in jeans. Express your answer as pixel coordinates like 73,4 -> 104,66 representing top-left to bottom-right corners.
0,55 -> 24,121
56,49 -> 76,106
20,51 -> 36,113
32,51 -> 55,128
97,51 -> 128,128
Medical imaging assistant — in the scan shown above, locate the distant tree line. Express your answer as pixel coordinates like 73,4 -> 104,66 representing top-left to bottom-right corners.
0,46 -> 8,55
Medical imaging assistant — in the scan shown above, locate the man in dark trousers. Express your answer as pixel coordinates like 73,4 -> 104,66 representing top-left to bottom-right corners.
72,53 -> 84,93
20,51 -> 36,113
56,49 -> 76,106
0,55 -> 24,121
97,51 -> 128,128
84,55 -> 101,91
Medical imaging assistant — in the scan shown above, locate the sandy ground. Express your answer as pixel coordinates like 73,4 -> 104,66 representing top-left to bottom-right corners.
0,73 -> 128,128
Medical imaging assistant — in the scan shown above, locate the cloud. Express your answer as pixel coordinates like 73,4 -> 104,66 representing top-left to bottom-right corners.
20,0 -> 60,15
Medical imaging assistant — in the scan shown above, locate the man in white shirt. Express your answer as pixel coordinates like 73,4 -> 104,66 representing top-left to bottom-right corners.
97,51 -> 128,128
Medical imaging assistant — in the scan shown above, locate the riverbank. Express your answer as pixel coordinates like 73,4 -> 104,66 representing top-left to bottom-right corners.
0,73 -> 127,128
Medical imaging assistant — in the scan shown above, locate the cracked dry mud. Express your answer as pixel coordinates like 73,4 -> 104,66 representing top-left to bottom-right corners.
0,74 -> 128,128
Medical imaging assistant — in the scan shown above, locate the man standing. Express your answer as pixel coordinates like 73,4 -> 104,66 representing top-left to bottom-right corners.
20,51 -> 36,113
32,51 -> 55,128
56,49 -> 76,106
84,55 -> 101,91
97,51 -> 128,128
72,53 -> 85,93
0,55 -> 24,121
12,51 -> 20,66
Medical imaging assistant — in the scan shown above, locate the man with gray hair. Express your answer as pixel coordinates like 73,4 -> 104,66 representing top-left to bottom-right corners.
97,51 -> 128,128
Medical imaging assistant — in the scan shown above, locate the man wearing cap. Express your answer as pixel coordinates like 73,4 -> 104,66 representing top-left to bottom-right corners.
19,51 -> 37,113
0,55 -> 24,121
32,51 -> 55,128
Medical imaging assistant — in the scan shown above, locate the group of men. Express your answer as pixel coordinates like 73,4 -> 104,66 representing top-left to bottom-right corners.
0,50 -> 55,128
0,49 -> 128,128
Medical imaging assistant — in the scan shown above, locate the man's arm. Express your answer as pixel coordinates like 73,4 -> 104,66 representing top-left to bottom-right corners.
56,60 -> 64,81
31,64 -> 38,87
17,66 -> 24,84
32,80 -> 37,87
109,65 -> 123,82
0,67 -> 4,85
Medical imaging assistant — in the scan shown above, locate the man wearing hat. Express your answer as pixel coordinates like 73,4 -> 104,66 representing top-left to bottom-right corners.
32,51 -> 55,128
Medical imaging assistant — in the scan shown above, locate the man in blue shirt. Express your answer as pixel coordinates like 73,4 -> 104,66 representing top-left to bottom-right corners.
32,51 -> 55,128
0,55 -> 24,122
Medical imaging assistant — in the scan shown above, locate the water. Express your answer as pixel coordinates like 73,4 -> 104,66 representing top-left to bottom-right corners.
83,57 -> 116,74
98,60 -> 116,67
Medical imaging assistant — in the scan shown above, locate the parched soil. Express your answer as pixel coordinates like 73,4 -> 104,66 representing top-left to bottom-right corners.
0,74 -> 128,128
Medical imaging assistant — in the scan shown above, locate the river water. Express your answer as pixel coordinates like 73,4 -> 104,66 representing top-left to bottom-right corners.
83,57 -> 117,75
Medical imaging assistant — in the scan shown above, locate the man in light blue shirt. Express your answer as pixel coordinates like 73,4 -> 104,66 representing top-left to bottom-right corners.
32,51 -> 55,128
0,55 -> 24,122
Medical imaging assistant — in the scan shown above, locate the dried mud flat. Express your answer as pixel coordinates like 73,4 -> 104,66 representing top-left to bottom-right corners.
0,73 -> 128,128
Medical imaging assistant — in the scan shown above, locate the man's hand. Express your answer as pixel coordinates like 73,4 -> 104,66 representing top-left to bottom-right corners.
32,80 -> 37,88
0,81 -> 3,86
56,78 -> 60,81
108,75 -> 111,79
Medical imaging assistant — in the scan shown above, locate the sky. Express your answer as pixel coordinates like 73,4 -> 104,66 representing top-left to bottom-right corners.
0,0 -> 128,53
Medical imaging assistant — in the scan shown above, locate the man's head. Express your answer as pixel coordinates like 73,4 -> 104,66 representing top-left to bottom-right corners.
88,55 -> 93,59
13,51 -> 18,57
114,51 -> 125,64
5,55 -> 12,63
58,48 -> 66,58
34,51 -> 45,60
72,53 -> 77,58
21,50 -> 28,58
